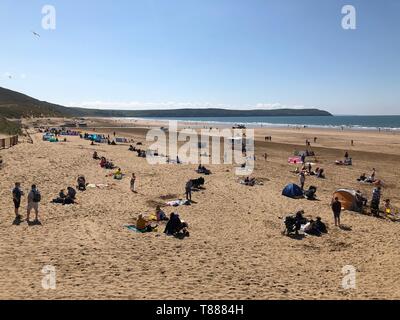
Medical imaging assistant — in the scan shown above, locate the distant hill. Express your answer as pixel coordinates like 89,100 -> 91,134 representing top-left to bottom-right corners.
0,86 -> 332,121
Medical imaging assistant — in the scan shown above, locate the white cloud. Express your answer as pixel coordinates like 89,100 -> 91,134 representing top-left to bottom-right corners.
68,101 -> 309,110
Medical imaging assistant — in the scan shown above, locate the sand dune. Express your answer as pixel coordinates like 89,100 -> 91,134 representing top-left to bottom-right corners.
1,120 -> 400,300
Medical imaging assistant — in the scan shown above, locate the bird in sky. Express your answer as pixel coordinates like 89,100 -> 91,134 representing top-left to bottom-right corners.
31,31 -> 41,38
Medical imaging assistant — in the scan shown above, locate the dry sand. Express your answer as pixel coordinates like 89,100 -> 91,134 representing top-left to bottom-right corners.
1,118 -> 400,300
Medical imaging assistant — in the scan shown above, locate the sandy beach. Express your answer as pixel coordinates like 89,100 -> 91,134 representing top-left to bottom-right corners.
1,117 -> 400,300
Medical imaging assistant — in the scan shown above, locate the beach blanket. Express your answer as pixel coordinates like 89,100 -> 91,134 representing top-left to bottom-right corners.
86,183 -> 111,189
125,224 -> 158,233
166,199 -> 190,206
125,225 -> 146,233
288,156 -> 302,164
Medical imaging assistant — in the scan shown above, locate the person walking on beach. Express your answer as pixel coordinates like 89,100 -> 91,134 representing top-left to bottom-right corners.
299,172 -> 306,190
12,182 -> 24,220
331,197 -> 342,227
27,184 -> 41,223
130,173 -> 136,192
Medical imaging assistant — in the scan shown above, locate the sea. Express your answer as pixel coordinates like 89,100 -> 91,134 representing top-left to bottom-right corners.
130,115 -> 400,131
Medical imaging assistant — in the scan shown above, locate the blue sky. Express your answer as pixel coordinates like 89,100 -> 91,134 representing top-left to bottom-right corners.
0,0 -> 399,114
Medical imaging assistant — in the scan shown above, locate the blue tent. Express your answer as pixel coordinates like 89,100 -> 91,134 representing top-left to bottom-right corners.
282,184 -> 304,198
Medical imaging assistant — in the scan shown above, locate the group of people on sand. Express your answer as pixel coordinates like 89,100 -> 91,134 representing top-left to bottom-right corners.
12,183 -> 41,224
99,156 -> 116,170
51,175 -> 88,206
52,187 -> 77,205
357,168 -> 382,185
336,151 -> 352,165
284,210 -> 327,237
294,164 -> 325,180
135,207 -> 189,239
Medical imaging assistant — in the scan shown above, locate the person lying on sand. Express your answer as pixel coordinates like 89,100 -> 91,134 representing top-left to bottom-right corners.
196,165 -> 211,175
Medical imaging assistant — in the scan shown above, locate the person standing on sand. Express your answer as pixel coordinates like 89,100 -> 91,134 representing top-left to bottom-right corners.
12,182 -> 24,220
299,172 -> 306,190
27,184 -> 41,223
130,173 -> 136,192
331,197 -> 342,227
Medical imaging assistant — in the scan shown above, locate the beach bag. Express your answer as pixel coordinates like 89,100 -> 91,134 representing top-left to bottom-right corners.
33,190 -> 41,203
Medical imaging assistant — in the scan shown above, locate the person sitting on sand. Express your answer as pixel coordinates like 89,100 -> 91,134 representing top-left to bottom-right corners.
77,176 -> 86,191
294,210 -> 307,235
304,219 -> 321,236
164,212 -> 189,238
100,157 -> 107,168
365,168 -> 377,183
93,151 -> 100,160
136,214 -> 157,232
67,187 -> 77,200
156,205 -> 169,221
59,189 -> 67,199
357,173 -> 367,182
384,199 -> 392,215
315,217 -> 327,234
355,190 -> 368,212
128,145 -> 135,151
114,168 -> 123,180
244,177 -> 256,186
316,168 -> 325,179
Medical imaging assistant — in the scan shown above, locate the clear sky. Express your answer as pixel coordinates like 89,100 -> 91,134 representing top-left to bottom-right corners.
0,0 -> 399,114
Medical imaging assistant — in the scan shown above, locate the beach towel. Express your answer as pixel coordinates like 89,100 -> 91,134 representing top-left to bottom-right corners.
86,183 -> 111,189
125,224 -> 158,233
166,199 -> 190,206
125,225 -> 146,233
288,156 -> 302,164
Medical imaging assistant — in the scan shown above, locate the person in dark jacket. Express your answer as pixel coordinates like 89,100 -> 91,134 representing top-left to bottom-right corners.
331,197 -> 342,227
